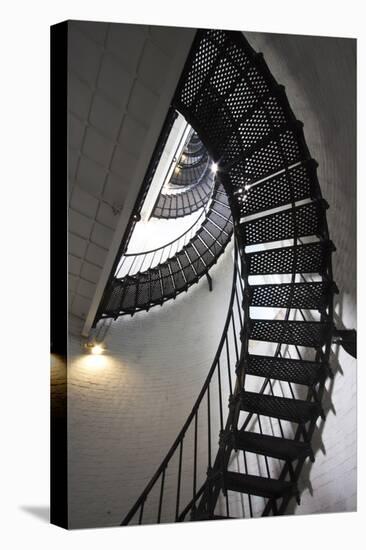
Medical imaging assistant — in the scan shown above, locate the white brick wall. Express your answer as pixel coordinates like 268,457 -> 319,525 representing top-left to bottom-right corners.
68,241 -> 236,528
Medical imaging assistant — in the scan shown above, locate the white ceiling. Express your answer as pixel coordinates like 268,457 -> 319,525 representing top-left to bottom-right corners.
67,20 -> 194,335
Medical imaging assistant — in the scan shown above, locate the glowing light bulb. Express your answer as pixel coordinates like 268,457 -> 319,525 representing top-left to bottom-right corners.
211,162 -> 218,174
91,344 -> 104,355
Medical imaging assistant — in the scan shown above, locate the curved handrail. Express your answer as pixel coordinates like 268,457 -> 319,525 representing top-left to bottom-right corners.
121,242 -> 242,525
106,27 -> 336,522
99,182 -> 233,319
171,28 -> 336,520
116,205 -> 208,279
126,209 -> 206,258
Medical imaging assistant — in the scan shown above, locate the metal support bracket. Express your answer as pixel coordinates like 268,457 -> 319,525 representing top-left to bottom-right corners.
332,328 -> 357,359
206,272 -> 213,292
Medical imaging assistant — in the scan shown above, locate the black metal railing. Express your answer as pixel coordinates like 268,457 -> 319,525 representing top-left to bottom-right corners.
121,242 -> 244,525
116,208 -> 208,278
107,27 -> 346,522
97,181 -> 233,319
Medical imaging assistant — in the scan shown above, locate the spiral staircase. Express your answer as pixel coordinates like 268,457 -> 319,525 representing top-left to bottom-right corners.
152,131 -> 215,219
93,28 -> 355,524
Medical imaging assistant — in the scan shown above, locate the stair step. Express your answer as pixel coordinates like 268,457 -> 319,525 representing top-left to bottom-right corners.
149,268 -> 163,303
246,354 -> 326,386
239,391 -> 321,423
221,120 -> 302,170
169,257 -> 187,291
249,281 -> 334,310
160,263 -> 175,298
247,241 -> 334,276
232,430 -> 311,461
135,272 -> 150,308
249,319 -> 330,347
176,250 -> 196,282
238,161 -> 317,218
224,472 -> 297,499
241,200 -> 327,246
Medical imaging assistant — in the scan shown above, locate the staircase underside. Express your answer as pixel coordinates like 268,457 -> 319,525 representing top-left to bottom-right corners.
152,167 -> 214,219
99,182 -> 233,318
119,28 -> 337,525
173,29 -> 335,520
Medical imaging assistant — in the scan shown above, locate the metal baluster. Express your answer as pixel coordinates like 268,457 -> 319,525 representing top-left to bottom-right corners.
268,379 -> 285,438
258,415 -> 271,478
235,287 -> 243,330
243,451 -> 253,517
116,255 -> 126,278
225,490 -> 230,518
139,254 -> 146,273
236,454 -> 245,518
138,499 -> 145,525
127,255 -> 137,276
157,468 -> 166,523
225,337 -> 233,397
193,412 -> 198,504
217,359 -> 224,431
207,384 -> 212,469
231,313 -> 239,361
150,250 -> 157,270
175,440 -> 183,521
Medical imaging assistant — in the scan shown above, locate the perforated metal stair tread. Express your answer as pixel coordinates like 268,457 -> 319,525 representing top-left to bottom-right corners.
116,27 -> 338,524
249,281 -> 334,309
240,200 -> 327,246
239,391 -> 321,423
246,354 -> 327,386
100,183 -> 233,317
224,472 -> 297,499
248,319 -> 330,347
247,241 -> 335,276
238,161 -> 318,218
232,431 -> 311,461
153,182 -> 213,219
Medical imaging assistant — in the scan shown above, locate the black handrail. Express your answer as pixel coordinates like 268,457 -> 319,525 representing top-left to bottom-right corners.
114,27 -> 338,522
123,208 -> 206,260
121,241 -> 241,525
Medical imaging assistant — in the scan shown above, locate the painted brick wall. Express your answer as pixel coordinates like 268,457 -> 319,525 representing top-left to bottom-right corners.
68,241 -> 236,528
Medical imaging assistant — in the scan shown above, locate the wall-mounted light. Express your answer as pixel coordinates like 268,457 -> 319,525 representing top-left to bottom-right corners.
211,162 -> 218,174
85,342 -> 105,355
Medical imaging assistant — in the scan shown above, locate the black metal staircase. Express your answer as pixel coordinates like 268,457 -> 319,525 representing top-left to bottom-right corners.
98,181 -> 233,318
94,28 -> 354,524
152,132 -> 215,219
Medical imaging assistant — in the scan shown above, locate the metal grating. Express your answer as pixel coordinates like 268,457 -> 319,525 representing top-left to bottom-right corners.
249,320 -> 330,347
250,281 -> 331,309
247,241 -> 332,276
247,354 -> 326,386
239,391 -> 321,423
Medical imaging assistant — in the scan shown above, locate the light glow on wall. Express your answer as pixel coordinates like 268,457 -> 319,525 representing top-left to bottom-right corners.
91,344 -> 104,355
